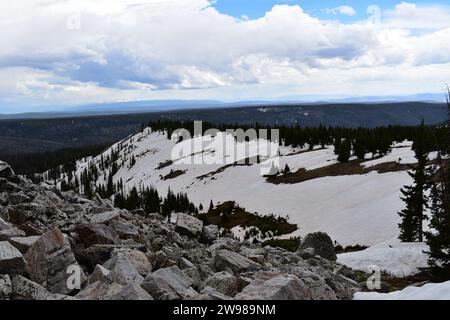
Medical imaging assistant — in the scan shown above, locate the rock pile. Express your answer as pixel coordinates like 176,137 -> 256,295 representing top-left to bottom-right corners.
0,162 -> 361,300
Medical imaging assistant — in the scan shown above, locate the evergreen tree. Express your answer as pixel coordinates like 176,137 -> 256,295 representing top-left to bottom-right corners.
353,137 -> 366,160
209,200 -> 214,212
398,121 -> 430,242
336,139 -> 351,163
425,93 -> 450,273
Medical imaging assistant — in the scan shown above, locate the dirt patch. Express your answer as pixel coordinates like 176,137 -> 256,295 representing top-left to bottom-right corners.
156,160 -> 173,170
196,156 -> 259,181
267,160 -> 414,185
161,169 -> 186,180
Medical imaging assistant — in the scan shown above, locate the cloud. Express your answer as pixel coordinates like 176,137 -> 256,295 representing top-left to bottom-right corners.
383,2 -> 450,30
1,1 -> 450,111
325,5 -> 356,16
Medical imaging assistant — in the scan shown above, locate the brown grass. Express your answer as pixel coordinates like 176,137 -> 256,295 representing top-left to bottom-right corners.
267,160 -> 414,185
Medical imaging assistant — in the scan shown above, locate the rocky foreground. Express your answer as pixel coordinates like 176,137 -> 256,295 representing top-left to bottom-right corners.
0,161 -> 361,300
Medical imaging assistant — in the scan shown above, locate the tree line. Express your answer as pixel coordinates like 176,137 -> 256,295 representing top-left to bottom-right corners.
397,96 -> 450,277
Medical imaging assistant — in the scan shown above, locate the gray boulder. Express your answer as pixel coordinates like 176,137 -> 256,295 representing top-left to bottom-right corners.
8,236 -> 40,253
303,277 -> 338,300
103,255 -> 144,286
109,220 -> 140,239
112,248 -> 152,276
0,241 -> 27,275
175,213 -> 203,237
141,266 -> 197,300
75,223 -> 120,247
0,218 -> 25,241
90,210 -> 120,224
75,281 -> 123,300
24,228 -> 84,294
110,283 -> 154,300
236,274 -> 312,300
10,275 -> 51,300
298,232 -> 337,261
215,250 -> 260,275
195,286 -> 232,300
87,264 -> 111,285
201,225 -> 219,244
203,271 -> 238,296
0,274 -> 12,299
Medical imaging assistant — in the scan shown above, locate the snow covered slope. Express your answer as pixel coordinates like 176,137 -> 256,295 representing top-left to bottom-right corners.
355,281 -> 450,300
66,128 -> 419,246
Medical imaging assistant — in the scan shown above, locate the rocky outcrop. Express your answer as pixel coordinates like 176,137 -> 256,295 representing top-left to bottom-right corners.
298,232 -> 337,261
0,161 -> 361,300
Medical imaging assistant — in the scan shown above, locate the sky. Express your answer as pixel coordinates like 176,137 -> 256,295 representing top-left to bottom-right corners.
2,0 -> 450,112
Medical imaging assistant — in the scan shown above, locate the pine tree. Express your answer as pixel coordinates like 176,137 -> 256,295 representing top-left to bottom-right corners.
425,92 -> 450,274
209,200 -> 214,212
353,137 -> 366,160
336,139 -> 351,163
398,121 -> 430,242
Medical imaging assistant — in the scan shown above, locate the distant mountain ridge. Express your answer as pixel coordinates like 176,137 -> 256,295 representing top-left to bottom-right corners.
0,102 -> 447,155
0,93 -> 446,119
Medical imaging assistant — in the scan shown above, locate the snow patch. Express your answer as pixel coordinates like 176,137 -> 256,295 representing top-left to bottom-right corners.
337,239 -> 429,277
354,281 -> 450,300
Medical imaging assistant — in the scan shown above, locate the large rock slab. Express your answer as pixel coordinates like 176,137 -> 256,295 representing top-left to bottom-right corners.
8,236 -> 40,253
24,228 -> 83,295
103,255 -> 144,286
75,223 -> 119,248
0,241 -> 27,275
298,232 -> 337,261
141,266 -> 197,300
0,218 -> 25,241
90,210 -> 120,224
215,250 -> 260,275
109,220 -> 140,239
203,271 -> 238,296
235,274 -> 312,300
75,281 -> 123,300
175,213 -> 203,237
112,248 -> 152,276
10,275 -> 50,300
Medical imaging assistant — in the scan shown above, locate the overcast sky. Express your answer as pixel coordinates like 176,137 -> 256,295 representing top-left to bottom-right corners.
2,0 -> 450,112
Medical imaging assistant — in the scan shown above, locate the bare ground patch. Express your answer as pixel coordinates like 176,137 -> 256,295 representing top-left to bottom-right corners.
267,160 -> 414,185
